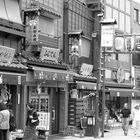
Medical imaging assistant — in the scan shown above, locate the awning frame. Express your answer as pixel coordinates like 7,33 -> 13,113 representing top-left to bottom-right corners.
76,81 -> 97,90
106,88 -> 140,97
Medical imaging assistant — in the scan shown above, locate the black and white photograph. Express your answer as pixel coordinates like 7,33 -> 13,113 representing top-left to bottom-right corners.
0,0 -> 140,140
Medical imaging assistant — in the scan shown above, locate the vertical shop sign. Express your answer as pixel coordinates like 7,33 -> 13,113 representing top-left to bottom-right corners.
18,75 -> 21,85
101,25 -> 114,47
27,17 -> 39,43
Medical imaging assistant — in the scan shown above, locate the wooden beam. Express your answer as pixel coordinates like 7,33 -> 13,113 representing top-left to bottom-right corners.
0,26 -> 25,37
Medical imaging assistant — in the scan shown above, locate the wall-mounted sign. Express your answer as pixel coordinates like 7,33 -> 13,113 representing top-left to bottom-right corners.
135,36 -> 140,50
0,45 -> 15,64
101,25 -> 114,47
125,37 -> 134,51
34,70 -> 73,82
29,19 -> 39,42
116,66 -> 125,83
80,63 -> 93,76
40,47 -> 60,63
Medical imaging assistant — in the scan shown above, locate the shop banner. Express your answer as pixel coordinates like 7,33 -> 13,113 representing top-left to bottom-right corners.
0,45 -> 15,63
40,47 -> 60,63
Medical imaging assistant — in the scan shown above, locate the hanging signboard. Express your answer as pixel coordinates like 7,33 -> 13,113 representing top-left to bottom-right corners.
0,45 -> 15,64
125,37 -> 134,52
26,18 -> 39,43
101,25 -> 114,47
40,47 -> 60,63
79,63 -> 93,76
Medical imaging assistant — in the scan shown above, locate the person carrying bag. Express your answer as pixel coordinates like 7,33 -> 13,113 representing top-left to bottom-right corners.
23,103 -> 39,140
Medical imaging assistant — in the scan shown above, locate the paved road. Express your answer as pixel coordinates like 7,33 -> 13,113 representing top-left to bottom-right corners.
47,128 -> 140,140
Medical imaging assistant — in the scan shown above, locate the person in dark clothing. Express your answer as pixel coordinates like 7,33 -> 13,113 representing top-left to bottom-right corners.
23,103 -> 39,140
120,103 -> 131,136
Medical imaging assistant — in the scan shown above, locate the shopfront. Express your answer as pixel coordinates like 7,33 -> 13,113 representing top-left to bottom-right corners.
26,65 -> 73,135
104,83 -> 140,129
68,73 -> 97,136
0,64 -> 27,129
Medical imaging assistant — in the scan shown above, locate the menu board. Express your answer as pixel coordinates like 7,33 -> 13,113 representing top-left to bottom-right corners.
36,112 -> 50,131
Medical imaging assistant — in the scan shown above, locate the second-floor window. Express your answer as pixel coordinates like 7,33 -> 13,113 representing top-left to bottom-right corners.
134,8 -> 139,23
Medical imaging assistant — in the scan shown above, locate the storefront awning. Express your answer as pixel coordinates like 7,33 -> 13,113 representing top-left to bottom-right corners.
76,81 -> 97,90
0,72 -> 26,84
107,88 -> 140,97
32,66 -> 73,82
0,0 -> 22,24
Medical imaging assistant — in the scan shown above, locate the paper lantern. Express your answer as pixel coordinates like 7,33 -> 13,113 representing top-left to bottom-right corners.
115,37 -> 124,51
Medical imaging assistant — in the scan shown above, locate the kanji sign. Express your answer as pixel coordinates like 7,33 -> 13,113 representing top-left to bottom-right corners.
101,25 -> 114,47
0,45 -> 15,63
40,47 -> 60,63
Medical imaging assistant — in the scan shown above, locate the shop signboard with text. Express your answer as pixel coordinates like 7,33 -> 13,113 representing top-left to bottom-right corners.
0,45 -> 15,64
101,25 -> 114,47
40,47 -> 60,63
80,63 -> 93,76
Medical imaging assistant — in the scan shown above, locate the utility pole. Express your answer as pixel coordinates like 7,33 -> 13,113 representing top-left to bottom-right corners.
100,19 -> 117,137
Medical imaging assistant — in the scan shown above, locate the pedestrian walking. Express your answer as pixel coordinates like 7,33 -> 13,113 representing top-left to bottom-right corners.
23,103 -> 39,140
120,103 -> 131,136
132,103 -> 140,136
0,102 -> 10,140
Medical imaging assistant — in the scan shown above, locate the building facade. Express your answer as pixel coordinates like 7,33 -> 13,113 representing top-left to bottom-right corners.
21,0 -> 75,135
63,0 -> 98,137
86,0 -> 139,132
0,0 -> 27,130
132,1 -> 140,110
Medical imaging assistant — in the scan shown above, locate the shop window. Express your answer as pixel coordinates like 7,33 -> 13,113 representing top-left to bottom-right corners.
39,16 -> 55,36
134,8 -> 139,23
29,86 -> 49,112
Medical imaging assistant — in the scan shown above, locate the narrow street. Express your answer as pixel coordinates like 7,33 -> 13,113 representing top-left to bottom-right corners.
48,128 -> 140,140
